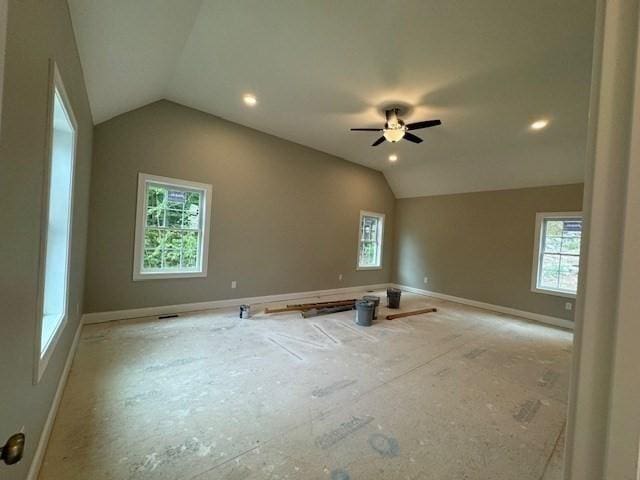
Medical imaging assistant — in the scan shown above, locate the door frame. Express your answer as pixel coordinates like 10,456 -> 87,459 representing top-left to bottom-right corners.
564,0 -> 640,478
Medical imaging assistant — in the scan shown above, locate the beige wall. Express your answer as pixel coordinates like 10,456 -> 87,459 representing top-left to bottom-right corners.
84,100 -> 395,313
0,1 -> 93,478
393,184 -> 584,320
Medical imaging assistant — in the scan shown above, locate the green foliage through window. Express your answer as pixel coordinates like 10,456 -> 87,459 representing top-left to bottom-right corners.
143,184 -> 202,271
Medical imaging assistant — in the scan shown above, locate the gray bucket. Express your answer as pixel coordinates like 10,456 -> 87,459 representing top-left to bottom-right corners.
362,295 -> 380,319
355,300 -> 375,327
387,288 -> 402,309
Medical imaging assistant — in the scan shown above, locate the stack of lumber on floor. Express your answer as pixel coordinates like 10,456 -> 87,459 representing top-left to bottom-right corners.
264,299 -> 356,316
264,298 -> 438,321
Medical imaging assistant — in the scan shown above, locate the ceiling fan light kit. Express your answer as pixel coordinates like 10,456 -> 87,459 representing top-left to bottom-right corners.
350,107 -> 441,147
383,126 -> 406,143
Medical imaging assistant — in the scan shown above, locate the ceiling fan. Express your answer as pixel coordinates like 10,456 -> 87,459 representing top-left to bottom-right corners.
350,108 -> 441,146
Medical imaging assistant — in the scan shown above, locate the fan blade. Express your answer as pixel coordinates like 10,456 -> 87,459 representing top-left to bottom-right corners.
350,128 -> 383,131
371,136 -> 386,146
406,119 -> 442,131
403,132 -> 423,143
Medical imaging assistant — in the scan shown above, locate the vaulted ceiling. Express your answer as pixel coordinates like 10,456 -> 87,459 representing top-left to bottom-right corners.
68,0 -> 596,198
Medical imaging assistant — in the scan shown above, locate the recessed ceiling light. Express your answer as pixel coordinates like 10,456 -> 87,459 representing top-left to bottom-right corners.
388,154 -> 398,162
243,94 -> 257,106
530,119 -> 549,130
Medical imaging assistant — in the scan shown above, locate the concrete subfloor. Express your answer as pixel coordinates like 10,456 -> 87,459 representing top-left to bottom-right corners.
39,290 -> 572,480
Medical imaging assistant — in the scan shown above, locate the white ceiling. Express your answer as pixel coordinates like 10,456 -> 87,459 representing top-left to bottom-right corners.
68,0 -> 596,198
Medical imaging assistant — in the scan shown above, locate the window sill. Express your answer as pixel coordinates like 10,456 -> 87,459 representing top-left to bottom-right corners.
133,270 -> 207,281
531,286 -> 577,299
357,266 -> 383,271
36,313 -> 67,384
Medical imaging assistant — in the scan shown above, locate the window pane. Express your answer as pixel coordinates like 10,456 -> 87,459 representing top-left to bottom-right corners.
146,207 -> 164,227
147,186 -> 166,208
561,236 -> 581,255
143,248 -> 162,268
540,254 -> 560,289
143,229 -> 164,270
186,191 -> 201,209
360,241 -> 378,266
361,216 -> 378,242
563,220 -> 582,237
183,231 -> 198,250
544,236 -> 562,254
165,230 -> 183,249
146,186 -> 166,227
166,208 -> 184,228
163,249 -> 181,268
545,221 -> 564,236
144,229 -> 163,249
184,202 -> 201,229
559,255 -> 580,291
41,87 -> 75,354
183,248 -> 198,268
167,189 -> 187,208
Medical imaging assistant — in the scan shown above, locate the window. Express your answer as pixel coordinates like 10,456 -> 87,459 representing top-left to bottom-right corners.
37,63 -> 77,379
133,173 -> 212,280
532,212 -> 583,297
357,211 -> 385,269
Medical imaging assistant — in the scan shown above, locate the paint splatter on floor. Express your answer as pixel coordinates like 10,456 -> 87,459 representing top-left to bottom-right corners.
39,289 -> 573,480
368,433 -> 400,457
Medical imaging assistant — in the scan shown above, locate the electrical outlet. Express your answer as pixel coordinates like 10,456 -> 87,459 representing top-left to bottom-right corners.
423,276 -> 429,285
231,281 -> 237,289
338,274 -> 343,281
565,302 -> 573,311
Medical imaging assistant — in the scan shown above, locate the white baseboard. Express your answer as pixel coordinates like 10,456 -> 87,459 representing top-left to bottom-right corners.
83,283 -> 392,324
394,284 -> 574,330
27,319 -> 83,480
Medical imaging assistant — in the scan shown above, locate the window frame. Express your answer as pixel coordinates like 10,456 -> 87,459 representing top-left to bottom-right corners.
531,211 -> 583,299
356,210 -> 385,270
34,62 -> 78,383
133,173 -> 212,281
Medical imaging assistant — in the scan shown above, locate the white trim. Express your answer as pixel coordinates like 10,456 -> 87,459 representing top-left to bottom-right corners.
83,283 -> 393,324
530,211 -> 583,299
27,320 -> 82,480
602,0 -> 640,469
564,0 -> 640,475
34,61 -> 79,383
133,173 -> 213,281
393,284 -> 574,330
357,210 -> 385,270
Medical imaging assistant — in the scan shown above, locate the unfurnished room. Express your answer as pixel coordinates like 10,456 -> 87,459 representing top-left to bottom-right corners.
2,1 -> 640,480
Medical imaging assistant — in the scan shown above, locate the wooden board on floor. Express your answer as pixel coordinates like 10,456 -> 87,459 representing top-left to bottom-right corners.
386,308 -> 437,320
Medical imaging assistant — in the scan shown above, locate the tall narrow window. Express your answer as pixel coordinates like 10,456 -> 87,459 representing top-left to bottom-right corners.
532,212 -> 583,297
38,65 -> 77,370
133,173 -> 212,280
357,211 -> 385,269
